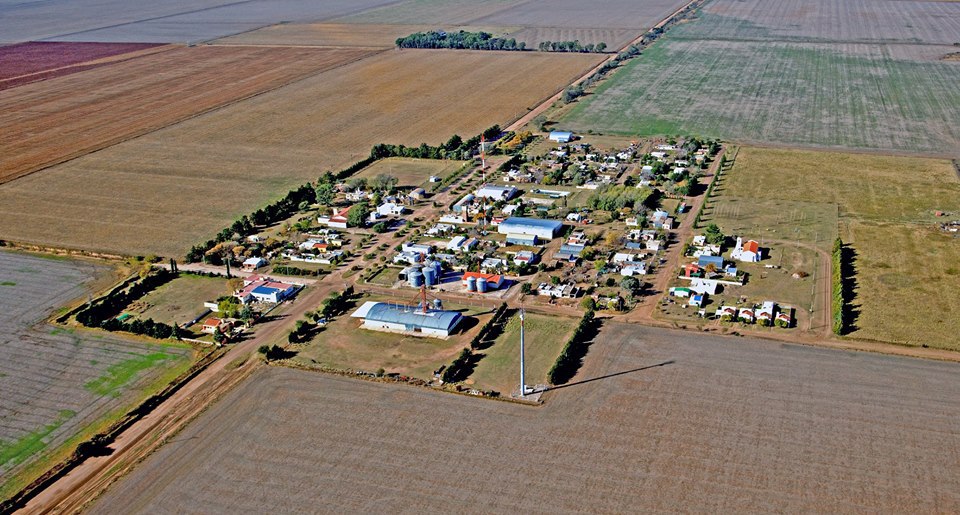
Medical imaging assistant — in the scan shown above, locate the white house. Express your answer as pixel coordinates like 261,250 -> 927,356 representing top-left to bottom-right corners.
730,237 -> 762,262
242,257 -> 266,271
620,263 -> 648,276
475,184 -> 518,201
376,202 -> 407,217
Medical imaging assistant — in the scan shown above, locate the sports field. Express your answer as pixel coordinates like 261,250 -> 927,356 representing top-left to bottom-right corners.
353,158 -> 465,188
91,323 -> 960,513
561,39 -> 960,154
0,251 -> 193,499
704,147 -> 960,349
0,50 -> 601,257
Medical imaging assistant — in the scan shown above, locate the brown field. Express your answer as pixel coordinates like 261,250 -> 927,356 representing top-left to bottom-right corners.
335,0 -> 527,25
0,45 -> 377,185
91,323 -> 960,513
0,50 -> 602,257
508,27 -> 640,50
470,0 -> 691,29
212,23 -> 435,48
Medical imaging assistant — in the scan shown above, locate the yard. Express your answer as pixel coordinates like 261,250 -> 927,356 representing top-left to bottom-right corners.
466,310 -> 578,394
291,294 -> 497,380
352,157 -> 466,189
127,274 -> 230,328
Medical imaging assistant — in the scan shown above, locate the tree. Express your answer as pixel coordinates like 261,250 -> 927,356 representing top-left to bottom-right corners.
620,276 -> 640,293
580,297 -> 596,311
315,182 -> 335,206
347,202 -> 370,228
520,283 -> 532,294
371,173 -> 398,193
239,304 -> 255,323
218,296 -> 241,318
704,223 -> 724,245
372,222 -> 387,233
603,231 -> 619,247
213,327 -> 227,344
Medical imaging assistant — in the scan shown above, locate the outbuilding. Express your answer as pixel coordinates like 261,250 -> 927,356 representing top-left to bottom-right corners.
549,131 -> 573,143
351,301 -> 462,338
497,217 -> 564,240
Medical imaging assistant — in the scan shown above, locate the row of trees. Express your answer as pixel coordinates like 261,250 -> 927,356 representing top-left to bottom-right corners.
99,316 -> 178,340
832,238 -> 849,335
537,40 -> 607,53
76,270 -> 176,328
396,31 -> 526,51
587,185 -> 654,212
547,310 -> 598,385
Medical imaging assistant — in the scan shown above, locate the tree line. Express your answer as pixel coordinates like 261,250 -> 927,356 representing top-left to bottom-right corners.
396,30 -> 526,51
547,310 -> 599,385
537,40 -> 606,53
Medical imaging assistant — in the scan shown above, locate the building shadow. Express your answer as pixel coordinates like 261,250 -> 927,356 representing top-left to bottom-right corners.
547,360 -> 675,391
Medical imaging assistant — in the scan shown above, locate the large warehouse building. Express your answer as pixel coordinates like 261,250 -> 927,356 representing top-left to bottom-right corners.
350,301 -> 463,338
497,217 -> 564,240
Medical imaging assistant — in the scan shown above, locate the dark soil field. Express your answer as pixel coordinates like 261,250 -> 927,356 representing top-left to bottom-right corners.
0,250 -> 193,499
91,322 -> 960,513
0,42 -> 162,90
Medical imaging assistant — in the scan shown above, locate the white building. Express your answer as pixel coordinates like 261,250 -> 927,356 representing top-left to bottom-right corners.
730,237 -> 762,262
475,184 -> 518,201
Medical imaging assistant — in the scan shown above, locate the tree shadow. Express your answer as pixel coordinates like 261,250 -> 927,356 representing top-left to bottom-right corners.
840,244 -> 860,334
548,360 -> 675,391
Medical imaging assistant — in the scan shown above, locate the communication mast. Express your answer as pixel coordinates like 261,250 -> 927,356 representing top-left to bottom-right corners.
519,307 -> 527,396
480,134 -> 487,182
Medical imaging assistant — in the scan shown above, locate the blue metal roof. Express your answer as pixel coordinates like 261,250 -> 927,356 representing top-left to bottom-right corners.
252,285 -> 280,295
500,217 -> 563,230
364,303 -> 462,332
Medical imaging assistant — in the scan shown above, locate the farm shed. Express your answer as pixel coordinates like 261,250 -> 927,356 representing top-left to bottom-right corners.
497,217 -> 564,239
475,184 -> 519,201
549,131 -> 573,143
351,301 -> 462,338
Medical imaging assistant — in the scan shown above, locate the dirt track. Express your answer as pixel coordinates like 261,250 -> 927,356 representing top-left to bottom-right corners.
89,322 -> 960,513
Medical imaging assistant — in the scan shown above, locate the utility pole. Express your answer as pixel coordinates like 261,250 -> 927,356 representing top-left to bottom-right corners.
519,308 -> 527,396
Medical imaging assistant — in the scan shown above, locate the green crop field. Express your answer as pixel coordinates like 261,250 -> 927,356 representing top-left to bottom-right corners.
560,38 -> 960,155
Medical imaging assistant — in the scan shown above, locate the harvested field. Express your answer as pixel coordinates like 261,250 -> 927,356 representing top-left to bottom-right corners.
353,158 -> 465,188
213,23 -> 436,48
843,221 -> 960,351
91,323 -> 960,513
0,42 -> 162,90
0,250 -> 193,499
0,50 -> 602,257
470,0 -> 691,29
560,39 -> 960,154
335,0 -> 527,25
0,45 -> 376,185
508,27 -> 640,50
673,0 -> 960,45
4,0 -> 398,44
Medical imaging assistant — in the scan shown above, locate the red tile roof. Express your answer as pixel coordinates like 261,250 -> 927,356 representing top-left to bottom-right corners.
744,240 -> 760,253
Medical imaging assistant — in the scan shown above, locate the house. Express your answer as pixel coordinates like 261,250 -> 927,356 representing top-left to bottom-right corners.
697,255 -> 725,270
669,287 -> 692,298
645,240 -> 662,252
513,250 -> 538,266
567,231 -> 589,245
236,278 -> 298,304
409,188 -> 426,201
738,308 -> 755,323
537,282 -> 580,298
689,278 -> 719,295
446,235 -> 467,251
688,293 -> 705,307
549,131 -> 573,143
480,257 -> 508,273
497,217 -> 564,239
318,205 -> 353,229
502,204 -> 520,216
401,242 -> 433,255
566,212 -> 584,223
242,257 -> 266,271
351,301 -> 462,339
776,307 -> 793,327
344,190 -> 369,202
555,243 -> 585,261
427,223 -> 455,236
506,233 -> 538,246
758,301 -> 775,325
452,194 -> 476,214
730,237 -> 762,262
439,214 -> 467,224
715,305 -> 738,320
377,202 -> 407,217
462,271 -> 506,291
684,263 -> 702,278
692,235 -> 706,246
201,317 -> 231,335
620,263 -> 647,276
475,184 -> 518,201
613,252 -> 643,264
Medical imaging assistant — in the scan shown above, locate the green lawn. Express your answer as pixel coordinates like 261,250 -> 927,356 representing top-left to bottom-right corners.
467,311 -> 577,395
353,157 -> 466,189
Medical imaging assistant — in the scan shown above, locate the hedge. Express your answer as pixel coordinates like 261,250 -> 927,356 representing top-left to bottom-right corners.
547,310 -> 597,385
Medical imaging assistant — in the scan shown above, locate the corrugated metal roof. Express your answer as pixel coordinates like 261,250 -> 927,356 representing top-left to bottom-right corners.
500,217 -> 563,230
363,302 -> 462,331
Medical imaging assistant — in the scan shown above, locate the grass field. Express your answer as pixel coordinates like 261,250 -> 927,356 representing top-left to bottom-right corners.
704,147 -> 960,349
128,274 -> 229,327
0,50 -> 601,257
0,45 -> 376,185
467,311 -> 577,394
91,323 -> 960,513
292,294 -> 497,379
353,158 -> 465,188
560,39 -> 960,154
0,251 -> 194,499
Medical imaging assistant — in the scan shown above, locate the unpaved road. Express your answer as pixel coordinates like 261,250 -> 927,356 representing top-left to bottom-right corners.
90,322 -> 960,513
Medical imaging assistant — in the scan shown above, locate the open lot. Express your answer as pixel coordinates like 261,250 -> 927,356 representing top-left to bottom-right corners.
292,294 -> 497,380
843,221 -> 960,350
466,310 -> 577,394
703,147 -> 960,349
0,250 -> 193,499
91,322 -> 960,513
560,38 -> 960,154
0,45 -> 376,185
353,158 -> 466,189
0,42 -> 163,90
127,274 -> 229,328
0,50 -> 601,257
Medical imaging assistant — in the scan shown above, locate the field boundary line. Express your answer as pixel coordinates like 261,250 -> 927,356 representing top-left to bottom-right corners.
0,47 -> 388,187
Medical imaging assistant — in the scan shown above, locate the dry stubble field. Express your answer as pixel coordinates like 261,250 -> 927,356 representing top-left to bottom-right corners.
0,50 -> 602,257
91,322 -> 960,513
0,45 -> 376,184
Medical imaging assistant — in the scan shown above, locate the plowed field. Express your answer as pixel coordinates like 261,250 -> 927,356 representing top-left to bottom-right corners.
0,42 -> 163,90
91,323 -> 960,512
0,45 -> 377,185
0,50 -> 602,257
